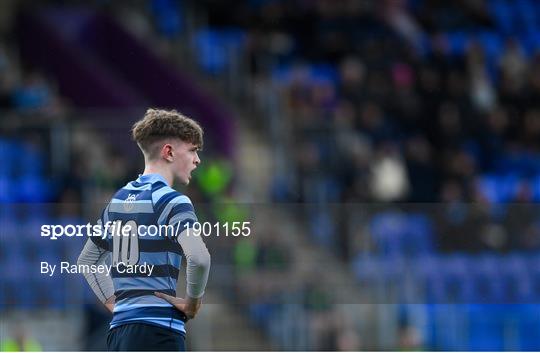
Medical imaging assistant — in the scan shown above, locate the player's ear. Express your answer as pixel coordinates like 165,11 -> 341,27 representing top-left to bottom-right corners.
162,144 -> 174,162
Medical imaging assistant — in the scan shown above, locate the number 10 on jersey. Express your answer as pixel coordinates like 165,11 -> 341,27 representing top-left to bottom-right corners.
112,220 -> 140,266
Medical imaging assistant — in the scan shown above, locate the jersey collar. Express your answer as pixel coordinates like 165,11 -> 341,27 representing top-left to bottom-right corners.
136,173 -> 168,185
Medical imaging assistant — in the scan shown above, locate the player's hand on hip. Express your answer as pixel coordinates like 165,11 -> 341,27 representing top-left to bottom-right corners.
154,292 -> 202,319
105,295 -> 116,313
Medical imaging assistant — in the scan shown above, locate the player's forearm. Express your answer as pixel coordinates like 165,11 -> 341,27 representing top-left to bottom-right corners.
185,247 -> 211,298
177,229 -> 211,298
78,239 -> 115,304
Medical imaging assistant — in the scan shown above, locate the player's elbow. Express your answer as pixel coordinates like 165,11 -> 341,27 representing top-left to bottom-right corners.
188,247 -> 211,270
77,251 -> 88,266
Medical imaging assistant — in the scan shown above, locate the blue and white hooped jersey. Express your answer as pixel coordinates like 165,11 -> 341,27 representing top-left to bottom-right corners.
91,173 -> 197,335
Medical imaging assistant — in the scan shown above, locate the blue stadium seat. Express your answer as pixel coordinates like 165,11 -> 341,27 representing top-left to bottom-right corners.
446,32 -> 469,56
249,302 -> 278,329
530,175 -> 540,201
353,255 -> 406,294
530,254 -> 540,301
370,212 -> 434,258
476,32 -> 503,60
489,0 -> 516,34
514,304 -> 540,350
150,0 -> 184,38
467,304 -> 506,351
439,254 -> 474,303
0,138 -> 16,177
309,64 -> 338,85
522,31 -> 540,57
470,254 -> 504,303
19,143 -> 44,176
476,174 -> 520,203
413,255 -> 444,303
500,254 -> 532,303
17,175 -> 51,202
0,175 -> 12,202
423,304 -> 470,350
370,212 -> 407,257
413,255 -> 473,304
194,30 -> 228,75
405,213 -> 434,255
193,28 -> 246,75
515,0 -> 537,33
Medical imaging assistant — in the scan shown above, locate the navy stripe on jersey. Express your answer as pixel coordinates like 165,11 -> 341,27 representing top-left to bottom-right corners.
91,235 -> 111,251
111,264 -> 179,278
154,192 -> 181,221
139,239 -> 182,254
115,289 -> 175,301
100,238 -> 182,255
112,306 -> 188,323
166,203 -> 195,224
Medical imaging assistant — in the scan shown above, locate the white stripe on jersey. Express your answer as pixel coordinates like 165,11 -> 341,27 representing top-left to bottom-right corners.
151,186 -> 176,204
109,198 -> 154,213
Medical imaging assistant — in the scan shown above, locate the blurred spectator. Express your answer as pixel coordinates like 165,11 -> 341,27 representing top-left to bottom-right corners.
369,143 -> 409,202
0,325 -> 42,352
12,72 -> 52,112
397,324 -> 423,351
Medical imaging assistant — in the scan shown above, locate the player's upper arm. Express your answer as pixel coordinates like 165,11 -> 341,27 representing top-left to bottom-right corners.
89,207 -> 111,252
77,238 -> 114,303
78,237 -> 109,266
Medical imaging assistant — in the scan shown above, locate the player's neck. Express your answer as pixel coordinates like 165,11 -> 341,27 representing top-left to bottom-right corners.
142,165 -> 173,186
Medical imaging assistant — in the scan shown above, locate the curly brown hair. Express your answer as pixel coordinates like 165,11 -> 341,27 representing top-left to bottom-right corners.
132,108 -> 203,160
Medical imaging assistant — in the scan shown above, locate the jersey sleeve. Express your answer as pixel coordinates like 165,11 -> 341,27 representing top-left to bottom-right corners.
90,206 -> 111,251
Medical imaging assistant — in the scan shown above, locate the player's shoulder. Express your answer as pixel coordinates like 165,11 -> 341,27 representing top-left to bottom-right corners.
155,188 -> 195,224
152,185 -> 193,208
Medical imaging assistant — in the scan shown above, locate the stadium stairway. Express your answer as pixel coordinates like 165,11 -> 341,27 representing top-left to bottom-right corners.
188,294 -> 273,350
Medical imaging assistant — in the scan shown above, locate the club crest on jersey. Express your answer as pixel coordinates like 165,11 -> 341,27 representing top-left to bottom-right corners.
124,194 -> 137,211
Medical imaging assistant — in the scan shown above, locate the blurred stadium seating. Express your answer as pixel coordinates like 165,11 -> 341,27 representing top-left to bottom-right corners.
2,0 -> 540,350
